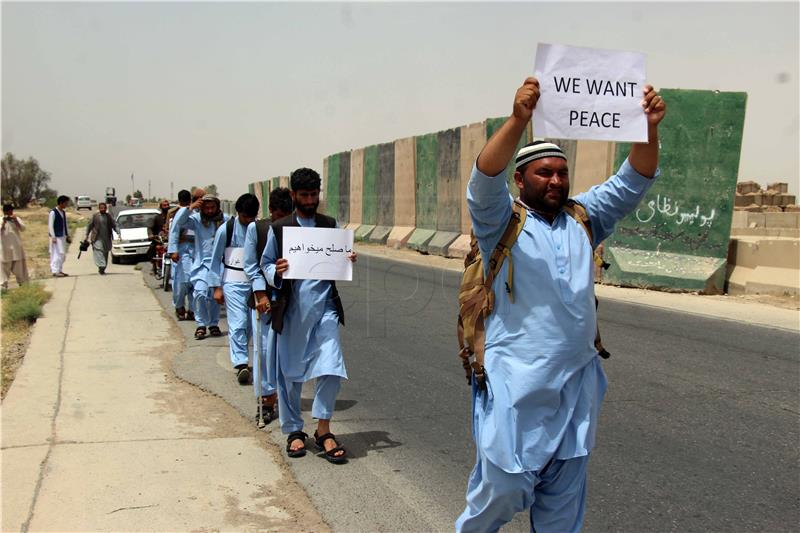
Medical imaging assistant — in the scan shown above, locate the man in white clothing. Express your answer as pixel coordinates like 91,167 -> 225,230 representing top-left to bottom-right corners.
48,195 -> 72,277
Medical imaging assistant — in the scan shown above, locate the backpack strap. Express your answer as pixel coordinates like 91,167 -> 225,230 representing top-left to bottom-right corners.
458,202 -> 527,389
225,217 -> 235,248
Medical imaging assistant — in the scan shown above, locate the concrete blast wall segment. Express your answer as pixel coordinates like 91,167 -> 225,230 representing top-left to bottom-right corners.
325,153 -> 340,221
248,183 -> 255,196
394,137 -> 416,227
338,151 -> 351,224
415,132 -> 438,230
460,122 -> 487,234
377,142 -> 395,227
436,128 -> 461,233
362,145 -> 379,225
350,148 -> 364,226
603,89 -> 747,293
486,117 -> 533,191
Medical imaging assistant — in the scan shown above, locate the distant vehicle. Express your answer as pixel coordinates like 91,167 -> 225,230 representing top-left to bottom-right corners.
76,196 -> 93,210
105,187 -> 117,207
111,208 -> 158,264
129,198 -> 143,207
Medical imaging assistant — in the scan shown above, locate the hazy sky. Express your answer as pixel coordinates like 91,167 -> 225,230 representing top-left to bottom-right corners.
3,1 -> 798,201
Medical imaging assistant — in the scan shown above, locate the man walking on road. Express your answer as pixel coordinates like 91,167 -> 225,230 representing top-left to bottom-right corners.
209,193 -> 260,385
261,169 -> 356,463
48,195 -> 72,277
83,202 -> 117,275
1,204 -> 30,289
168,189 -> 196,321
455,77 -> 666,533
170,192 -> 227,340
244,187 -> 293,424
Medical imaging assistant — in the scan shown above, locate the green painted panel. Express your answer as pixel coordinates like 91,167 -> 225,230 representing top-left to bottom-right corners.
437,128 -> 461,232
605,89 -> 747,291
272,177 -> 279,192
260,181 -> 271,218
415,133 -> 438,230
326,153 -> 340,221
248,183 -> 255,196
362,145 -> 379,225
376,143 -> 395,227
338,151 -> 351,224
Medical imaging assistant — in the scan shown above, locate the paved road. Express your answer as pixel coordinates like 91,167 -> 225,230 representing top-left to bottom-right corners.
144,252 -> 800,532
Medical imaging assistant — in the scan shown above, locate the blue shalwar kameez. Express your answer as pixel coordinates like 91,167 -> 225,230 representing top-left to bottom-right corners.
167,215 -> 194,314
169,207 -> 228,328
260,214 -> 348,435
208,218 -> 252,369
456,158 -> 657,533
243,222 -> 277,398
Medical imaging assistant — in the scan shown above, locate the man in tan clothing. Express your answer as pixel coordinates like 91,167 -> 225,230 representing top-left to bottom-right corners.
1,204 -> 30,289
84,202 -> 117,275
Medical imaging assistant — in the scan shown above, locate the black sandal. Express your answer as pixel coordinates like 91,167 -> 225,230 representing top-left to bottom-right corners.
209,325 -> 222,337
314,431 -> 348,464
194,326 -> 207,340
255,396 -> 278,428
286,431 -> 308,458
175,307 -> 186,321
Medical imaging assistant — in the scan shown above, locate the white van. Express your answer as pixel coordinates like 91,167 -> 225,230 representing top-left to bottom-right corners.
76,196 -> 92,210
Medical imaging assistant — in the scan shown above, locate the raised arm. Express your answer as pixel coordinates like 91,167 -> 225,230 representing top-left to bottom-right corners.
628,84 -> 666,178
476,77 -> 540,177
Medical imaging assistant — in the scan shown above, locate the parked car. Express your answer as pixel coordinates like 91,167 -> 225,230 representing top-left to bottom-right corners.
76,196 -> 93,210
111,208 -> 159,264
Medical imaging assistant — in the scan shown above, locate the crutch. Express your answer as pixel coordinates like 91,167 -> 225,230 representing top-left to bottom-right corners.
254,309 -> 266,428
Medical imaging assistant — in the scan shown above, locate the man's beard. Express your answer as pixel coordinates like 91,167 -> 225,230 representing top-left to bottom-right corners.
296,201 -> 318,217
200,209 -> 222,226
161,208 -> 169,216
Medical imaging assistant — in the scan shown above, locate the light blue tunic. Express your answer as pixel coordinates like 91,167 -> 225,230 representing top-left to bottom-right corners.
166,209 -> 195,311
469,158 -> 657,474
209,219 -> 252,368
168,207 -> 229,287
260,214 -> 348,383
243,222 -> 277,397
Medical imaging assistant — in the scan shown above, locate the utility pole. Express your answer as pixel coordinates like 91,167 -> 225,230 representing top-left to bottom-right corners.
131,172 -> 134,197
148,180 -> 151,200
170,181 -> 174,201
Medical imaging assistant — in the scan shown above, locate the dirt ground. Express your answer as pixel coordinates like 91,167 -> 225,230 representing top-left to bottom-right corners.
1,206 -> 89,399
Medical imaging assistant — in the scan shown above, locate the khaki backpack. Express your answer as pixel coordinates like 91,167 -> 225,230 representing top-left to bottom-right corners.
457,199 -> 610,390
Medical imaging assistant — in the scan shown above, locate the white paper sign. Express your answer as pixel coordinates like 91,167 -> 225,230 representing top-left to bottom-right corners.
533,43 -> 647,142
282,227 -> 354,281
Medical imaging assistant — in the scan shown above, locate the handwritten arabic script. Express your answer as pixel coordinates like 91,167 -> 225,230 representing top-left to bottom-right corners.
635,194 -> 716,228
287,243 -> 354,257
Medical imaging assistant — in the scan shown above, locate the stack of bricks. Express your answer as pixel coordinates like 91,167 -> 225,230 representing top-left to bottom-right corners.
734,181 -> 798,212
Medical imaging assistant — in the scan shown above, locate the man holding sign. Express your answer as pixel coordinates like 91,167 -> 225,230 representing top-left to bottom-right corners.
456,77 -> 665,532
260,167 -> 357,464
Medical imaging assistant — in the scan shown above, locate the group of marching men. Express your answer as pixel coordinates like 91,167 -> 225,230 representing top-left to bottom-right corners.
165,167 -> 354,464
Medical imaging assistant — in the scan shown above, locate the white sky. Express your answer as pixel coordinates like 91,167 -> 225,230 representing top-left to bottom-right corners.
2,1 -> 798,201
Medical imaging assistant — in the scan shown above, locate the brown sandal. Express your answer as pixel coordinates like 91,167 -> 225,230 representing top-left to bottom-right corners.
194,326 -> 207,340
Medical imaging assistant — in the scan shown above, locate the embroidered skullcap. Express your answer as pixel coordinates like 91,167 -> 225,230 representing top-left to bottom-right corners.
201,194 -> 219,203
514,141 -> 566,170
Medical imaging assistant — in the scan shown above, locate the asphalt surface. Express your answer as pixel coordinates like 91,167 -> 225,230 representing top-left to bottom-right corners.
140,253 -> 799,532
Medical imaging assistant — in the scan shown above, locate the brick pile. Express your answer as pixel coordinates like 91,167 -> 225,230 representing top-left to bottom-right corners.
735,181 -> 798,212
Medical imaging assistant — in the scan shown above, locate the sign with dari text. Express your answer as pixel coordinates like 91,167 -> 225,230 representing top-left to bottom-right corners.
533,43 -> 647,142
282,227 -> 354,281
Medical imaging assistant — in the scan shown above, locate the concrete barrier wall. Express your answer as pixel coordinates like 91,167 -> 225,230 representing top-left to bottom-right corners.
338,151 -> 351,224
362,145 -> 379,225
349,148 -> 364,226
459,122 -> 486,234
573,140 -> 615,195
603,89 -> 748,293
376,142 -> 395,227
415,132 -> 438,230
325,153 -> 340,221
394,137 -> 416,227
436,128 -> 461,233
